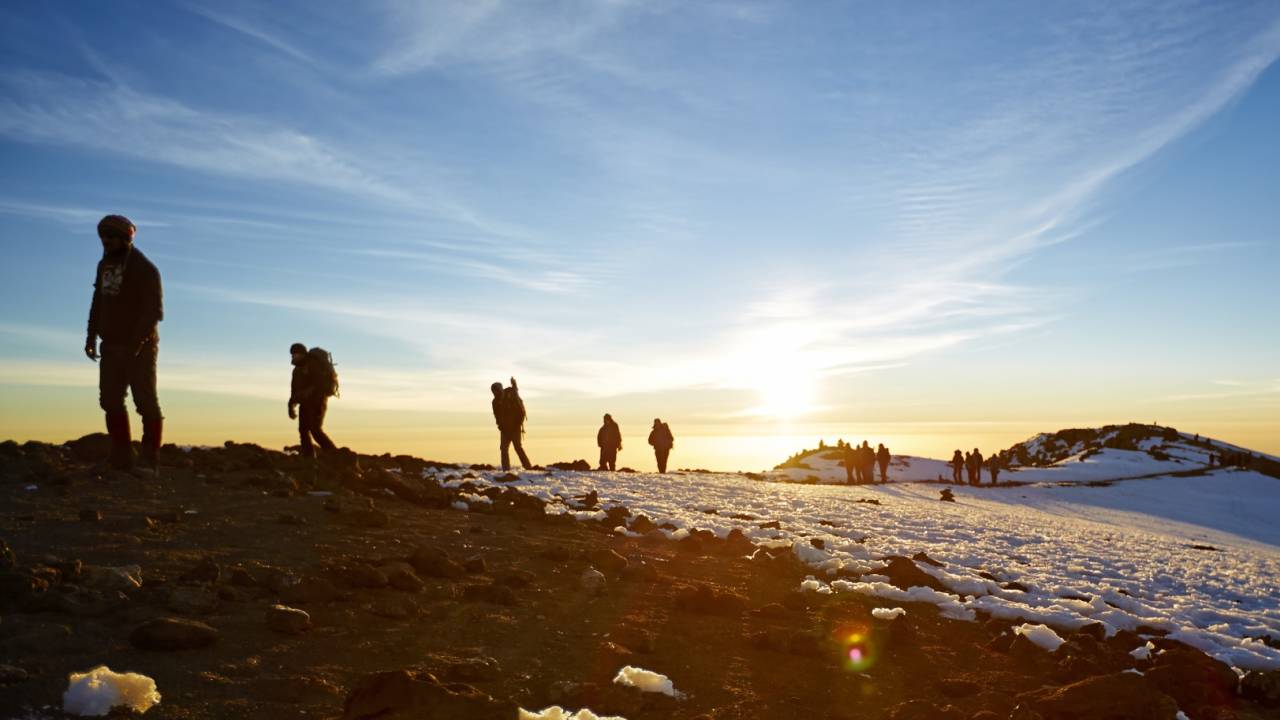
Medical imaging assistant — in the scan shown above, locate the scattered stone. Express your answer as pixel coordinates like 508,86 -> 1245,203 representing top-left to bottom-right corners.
939,488 -> 956,502
348,508 -> 390,529
612,626 -> 656,654
441,656 -> 501,683
251,674 -> 343,704
380,562 -> 425,592
129,617 -> 220,651
1242,668 -> 1280,705
880,556 -> 949,593
462,582 -> 516,605
78,508 -> 102,522
580,568 -> 606,596
229,566 -> 259,587
887,700 -> 964,720
167,586 -> 220,615
1018,672 -> 1177,719
759,520 -> 781,530
408,546 -> 464,579
935,678 -> 980,698
81,564 -> 143,592
366,595 -> 419,619
1143,647 -> 1239,712
591,548 -> 629,574
463,555 -> 487,574
341,669 -> 511,720
266,604 -> 311,634
281,576 -> 342,604
674,583 -> 747,615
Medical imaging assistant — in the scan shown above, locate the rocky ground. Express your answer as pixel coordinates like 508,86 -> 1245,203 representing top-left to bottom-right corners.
1,436 -> 1277,719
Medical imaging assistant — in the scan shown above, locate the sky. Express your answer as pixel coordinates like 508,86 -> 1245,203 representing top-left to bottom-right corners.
1,1 -> 1278,471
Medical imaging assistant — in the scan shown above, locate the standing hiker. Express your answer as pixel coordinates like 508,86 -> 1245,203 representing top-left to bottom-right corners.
950,450 -> 964,484
648,418 -> 674,473
843,442 -> 857,484
491,377 -> 532,471
860,441 -> 875,485
597,413 -> 622,471
288,343 -> 339,457
85,215 -> 163,472
988,453 -> 1002,485
968,448 -> 984,486
876,443 -> 891,483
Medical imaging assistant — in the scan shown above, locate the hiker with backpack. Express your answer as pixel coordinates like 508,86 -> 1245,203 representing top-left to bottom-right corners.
84,215 -> 164,473
988,453 -> 1002,485
876,443 -> 891,483
288,343 -> 339,457
951,450 -> 964,484
648,419 -> 674,473
968,448 -> 984,486
597,413 -> 622,471
491,377 -> 532,471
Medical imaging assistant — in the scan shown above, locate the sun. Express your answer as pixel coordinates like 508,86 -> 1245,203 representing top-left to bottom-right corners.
731,329 -> 819,421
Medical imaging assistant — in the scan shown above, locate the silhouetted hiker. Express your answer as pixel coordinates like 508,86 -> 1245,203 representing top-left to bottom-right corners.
988,453 -> 1001,485
648,419 -> 674,473
962,451 -> 973,484
288,343 -> 338,458
491,377 -> 531,471
597,413 -> 622,471
861,441 -> 875,484
842,443 -> 856,484
85,215 -> 163,473
951,450 -> 964,484
968,448 -> 984,486
876,443 -> 890,483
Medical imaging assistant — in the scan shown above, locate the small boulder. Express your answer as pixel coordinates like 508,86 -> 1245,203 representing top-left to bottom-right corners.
129,617 -> 219,651
266,604 -> 311,634
674,583 -> 747,615
1018,672 -> 1177,719
380,563 -> 425,593
341,669 -> 511,720
580,568 -> 606,596
591,548 -> 629,574
408,546 -> 464,579
1242,668 -> 1280,705
463,555 -> 487,574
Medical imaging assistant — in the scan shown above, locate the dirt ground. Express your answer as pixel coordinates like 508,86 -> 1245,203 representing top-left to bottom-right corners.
1,438 -> 1275,719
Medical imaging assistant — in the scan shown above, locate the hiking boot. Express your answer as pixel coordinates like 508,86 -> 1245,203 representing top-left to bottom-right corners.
140,418 -> 163,476
105,411 -> 134,471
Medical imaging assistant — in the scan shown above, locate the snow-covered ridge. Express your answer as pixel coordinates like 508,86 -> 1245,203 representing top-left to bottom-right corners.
430,459 -> 1280,673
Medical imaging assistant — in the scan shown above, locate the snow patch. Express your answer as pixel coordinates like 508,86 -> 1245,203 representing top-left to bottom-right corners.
519,707 -> 627,720
612,666 -> 685,698
872,607 -> 907,620
1013,623 -> 1066,652
63,666 -> 160,716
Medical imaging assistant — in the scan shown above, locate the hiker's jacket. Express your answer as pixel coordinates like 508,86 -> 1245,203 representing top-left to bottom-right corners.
87,246 -> 163,347
598,421 -> 622,450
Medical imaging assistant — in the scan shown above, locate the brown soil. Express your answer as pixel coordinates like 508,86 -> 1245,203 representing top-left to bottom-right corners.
0,438 -> 1274,719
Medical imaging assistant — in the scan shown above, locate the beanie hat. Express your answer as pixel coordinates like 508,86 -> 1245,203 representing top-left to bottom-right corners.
290,343 -> 307,355
97,214 -> 135,240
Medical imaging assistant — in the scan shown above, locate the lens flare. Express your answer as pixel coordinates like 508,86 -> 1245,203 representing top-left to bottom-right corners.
836,623 -> 879,672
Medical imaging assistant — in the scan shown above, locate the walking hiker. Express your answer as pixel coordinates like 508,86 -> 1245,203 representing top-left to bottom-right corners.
648,418 -> 674,473
988,453 -> 1001,485
968,448 -> 984,486
288,343 -> 339,457
85,215 -> 163,473
597,413 -> 622,471
951,450 -> 964,484
491,377 -> 532,471
876,443 -> 891,483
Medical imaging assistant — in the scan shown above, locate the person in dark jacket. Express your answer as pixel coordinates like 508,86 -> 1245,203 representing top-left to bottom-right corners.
968,448 -> 984,486
951,450 -> 964,484
876,443 -> 891,483
84,215 -> 163,472
988,453 -> 1001,485
492,377 -> 531,471
288,343 -> 337,457
597,413 -> 622,471
842,443 -> 856,484
859,441 -> 875,484
648,419 -> 674,473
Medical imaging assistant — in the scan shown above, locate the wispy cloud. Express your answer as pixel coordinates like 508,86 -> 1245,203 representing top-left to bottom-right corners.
181,4 -> 317,65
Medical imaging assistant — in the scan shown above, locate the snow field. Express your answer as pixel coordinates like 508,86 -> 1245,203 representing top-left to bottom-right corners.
427,464 -> 1280,671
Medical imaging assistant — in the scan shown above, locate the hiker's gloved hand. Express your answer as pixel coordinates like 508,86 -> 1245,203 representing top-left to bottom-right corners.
288,403 -> 297,420
84,337 -> 98,362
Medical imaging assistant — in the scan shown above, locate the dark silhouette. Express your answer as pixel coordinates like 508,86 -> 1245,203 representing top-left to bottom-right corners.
842,443 -> 856,484
85,215 -> 163,473
648,418 -> 674,473
988,453 -> 1001,485
492,377 -> 531,471
876,443 -> 890,483
596,413 -> 622,471
951,450 -> 964,484
968,448 -> 984,486
288,343 -> 338,457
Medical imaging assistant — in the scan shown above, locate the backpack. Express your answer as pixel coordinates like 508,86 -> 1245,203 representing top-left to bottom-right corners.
308,347 -> 339,398
500,386 -> 526,428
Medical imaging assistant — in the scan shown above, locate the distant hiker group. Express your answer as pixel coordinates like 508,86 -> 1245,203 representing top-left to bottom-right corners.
950,448 -> 1003,486
840,440 -> 891,484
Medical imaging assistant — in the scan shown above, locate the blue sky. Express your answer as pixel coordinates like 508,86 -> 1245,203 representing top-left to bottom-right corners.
1,1 -> 1278,468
